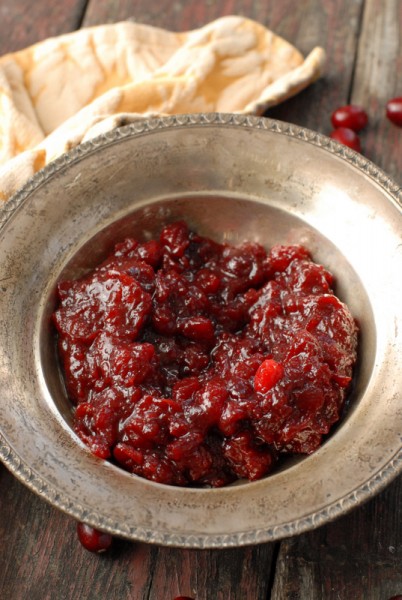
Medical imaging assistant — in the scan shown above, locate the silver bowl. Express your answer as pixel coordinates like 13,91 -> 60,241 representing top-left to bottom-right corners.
0,114 -> 401,548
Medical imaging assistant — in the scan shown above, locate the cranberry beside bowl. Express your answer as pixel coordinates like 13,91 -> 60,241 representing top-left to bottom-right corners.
0,114 -> 401,548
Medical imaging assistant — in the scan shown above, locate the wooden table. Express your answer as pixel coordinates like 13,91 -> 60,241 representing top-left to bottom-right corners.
1,1 -> 401,599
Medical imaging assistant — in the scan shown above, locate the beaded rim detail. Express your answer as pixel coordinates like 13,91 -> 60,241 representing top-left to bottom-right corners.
0,113 -> 401,548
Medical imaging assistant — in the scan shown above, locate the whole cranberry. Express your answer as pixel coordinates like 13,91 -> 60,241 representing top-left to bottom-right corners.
386,96 -> 402,126
76,522 -> 113,553
330,127 -> 361,152
331,104 -> 368,131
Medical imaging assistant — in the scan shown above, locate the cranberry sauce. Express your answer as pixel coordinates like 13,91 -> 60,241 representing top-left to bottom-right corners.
53,221 -> 358,487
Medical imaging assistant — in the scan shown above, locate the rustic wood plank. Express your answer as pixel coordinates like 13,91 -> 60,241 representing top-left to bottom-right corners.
266,0 -> 364,131
0,0 -> 88,55
271,475 -> 402,600
0,465 -> 275,600
82,0 -> 273,30
0,465 -> 154,599
148,543 -> 275,600
350,0 -> 402,183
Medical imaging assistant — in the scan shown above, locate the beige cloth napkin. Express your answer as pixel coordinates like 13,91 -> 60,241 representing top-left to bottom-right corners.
0,15 -> 325,202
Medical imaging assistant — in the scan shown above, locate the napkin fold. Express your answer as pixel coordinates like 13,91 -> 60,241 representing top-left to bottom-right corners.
0,16 -> 325,202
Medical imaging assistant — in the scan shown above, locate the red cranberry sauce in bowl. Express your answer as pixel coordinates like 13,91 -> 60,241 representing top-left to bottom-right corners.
52,221 -> 358,488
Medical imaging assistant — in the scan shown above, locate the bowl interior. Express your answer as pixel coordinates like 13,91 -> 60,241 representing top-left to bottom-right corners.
40,193 -> 375,472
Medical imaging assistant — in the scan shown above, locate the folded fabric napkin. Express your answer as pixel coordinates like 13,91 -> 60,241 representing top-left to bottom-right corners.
0,15 -> 325,202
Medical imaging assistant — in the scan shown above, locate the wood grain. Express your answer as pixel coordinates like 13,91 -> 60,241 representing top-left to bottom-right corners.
351,0 -> 402,183
271,475 -> 402,600
148,544 -> 275,600
0,0 -> 88,55
82,0 -> 274,30
266,0 -> 365,131
0,466 -> 276,600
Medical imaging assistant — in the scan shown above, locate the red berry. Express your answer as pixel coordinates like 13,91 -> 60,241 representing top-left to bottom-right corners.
386,96 -> 402,126
331,105 -> 368,131
195,268 -> 221,294
76,522 -> 113,553
330,127 -> 361,152
179,316 -> 215,343
254,359 -> 284,393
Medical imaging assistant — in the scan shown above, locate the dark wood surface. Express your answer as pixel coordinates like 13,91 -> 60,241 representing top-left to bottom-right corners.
0,1 -> 401,598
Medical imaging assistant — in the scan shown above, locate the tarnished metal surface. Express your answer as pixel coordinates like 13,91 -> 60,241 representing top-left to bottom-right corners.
0,113 -> 401,548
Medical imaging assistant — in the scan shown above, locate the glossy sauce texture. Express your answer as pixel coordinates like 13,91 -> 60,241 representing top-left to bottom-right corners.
53,222 -> 358,487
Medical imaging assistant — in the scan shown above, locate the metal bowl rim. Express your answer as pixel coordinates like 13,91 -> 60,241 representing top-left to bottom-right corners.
0,112 -> 401,548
